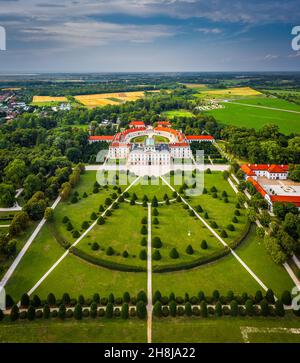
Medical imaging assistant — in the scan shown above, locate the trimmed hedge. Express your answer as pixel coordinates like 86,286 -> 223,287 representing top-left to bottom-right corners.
70,247 -> 146,272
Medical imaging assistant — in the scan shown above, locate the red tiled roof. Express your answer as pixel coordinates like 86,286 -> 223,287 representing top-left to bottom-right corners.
169,142 -> 189,147
154,126 -> 184,142
270,195 -> 300,207
89,135 -> 114,141
241,164 -> 289,175
157,121 -> 171,126
186,135 -> 214,140
247,177 -> 268,197
129,121 -> 145,126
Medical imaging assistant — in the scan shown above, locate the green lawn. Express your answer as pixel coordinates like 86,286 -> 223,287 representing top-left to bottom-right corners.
153,252 -> 261,296
35,253 -> 147,299
234,225 -> 294,297
234,96 -> 300,111
151,202 -> 225,266
205,99 -> 300,134
76,203 -> 148,267
163,109 -> 194,119
169,171 -> 248,246
53,171 -> 125,244
153,314 -> 300,343
0,319 -> 147,343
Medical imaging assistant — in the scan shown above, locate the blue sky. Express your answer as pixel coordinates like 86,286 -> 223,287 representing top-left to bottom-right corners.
0,0 -> 299,72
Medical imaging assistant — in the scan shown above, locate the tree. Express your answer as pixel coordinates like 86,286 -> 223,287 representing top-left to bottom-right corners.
0,183 -> 15,207
201,240 -> 208,249
153,208 -> 159,216
186,244 -> 194,255
24,174 -> 42,199
140,237 -> 147,246
21,293 -> 30,308
9,211 -> 29,236
23,192 -> 47,221
169,301 -> 177,317
153,236 -> 162,248
74,303 -> 83,320
215,302 -> 222,317
200,301 -> 208,317
245,299 -> 254,316
123,292 -> 131,303
153,301 -> 162,317
4,159 -> 26,187
153,290 -> 162,304
137,291 -> 147,304
93,293 -> 100,304
275,300 -> 285,317
58,304 -> 66,319
47,293 -> 56,306
121,303 -> 129,319
66,147 -> 81,163
44,207 -> 54,221
140,225 -> 147,235
10,305 -> 19,321
153,217 -> 159,225
105,302 -> 114,318
43,304 -> 50,319
62,293 -> 71,306
108,293 -> 115,304
90,302 -> 97,318
141,216 -> 147,224
32,295 -> 41,308
5,295 -> 14,309
185,302 -> 192,316
106,246 -> 115,256
153,249 -> 161,260
169,248 -> 179,259
281,291 -> 292,305
27,305 -> 36,321
152,196 -> 158,207
260,299 -> 269,316
139,249 -> 147,260
212,290 -> 220,302
97,216 -> 105,225
230,300 -> 238,316
136,301 -> 147,319
91,242 -> 100,251
265,289 -> 275,304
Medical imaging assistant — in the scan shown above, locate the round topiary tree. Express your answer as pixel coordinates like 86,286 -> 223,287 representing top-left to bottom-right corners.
201,240 -> 208,249
204,212 -> 209,219
43,304 -> 50,319
10,305 -> 19,321
260,299 -> 269,316
232,216 -> 238,223
99,205 -> 105,212
153,249 -> 161,260
275,300 -> 285,317
153,208 -> 159,216
234,209 -> 241,216
169,248 -> 179,259
281,290 -> 292,305
255,290 -> 263,303
90,212 -> 97,220
74,303 -> 83,320
122,250 -> 129,258
141,216 -> 147,224
62,216 -> 69,224
153,236 -> 162,248
227,224 -> 235,231
27,305 -> 36,321
245,299 -> 254,316
153,217 -> 159,225
121,303 -> 129,319
153,301 -> 162,317
200,301 -> 208,318
185,302 -> 192,316
265,289 -> 275,304
81,221 -> 89,230
186,244 -> 194,255
139,249 -> 147,260
196,205 -> 203,213
140,237 -> 147,246
91,242 -> 100,251
72,230 -> 80,238
136,301 -> 147,319
140,225 -> 147,235
105,302 -> 114,318
230,300 -> 238,317
152,196 -> 158,207
215,301 -> 222,317
20,293 -> 30,308
220,230 -> 228,238
169,300 -> 177,317
153,290 -> 162,304
97,216 -> 105,225
106,246 -> 115,256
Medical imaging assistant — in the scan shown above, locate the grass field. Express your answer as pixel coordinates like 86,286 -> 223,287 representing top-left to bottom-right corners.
76,203 -> 147,267
153,314 -> 300,343
232,96 -> 300,111
163,109 -> 194,119
0,319 -> 147,343
205,99 -> 300,134
131,135 -> 169,143
151,202 -> 225,266
128,177 -> 171,201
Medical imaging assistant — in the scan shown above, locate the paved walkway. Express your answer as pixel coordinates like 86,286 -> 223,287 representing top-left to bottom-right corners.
147,203 -> 152,344
160,176 -> 269,292
25,177 -> 141,298
283,263 -> 300,290
227,101 -> 300,114
0,196 -> 61,288
0,188 -> 23,212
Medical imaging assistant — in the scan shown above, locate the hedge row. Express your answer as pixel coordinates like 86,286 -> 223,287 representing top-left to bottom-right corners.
70,247 -> 146,272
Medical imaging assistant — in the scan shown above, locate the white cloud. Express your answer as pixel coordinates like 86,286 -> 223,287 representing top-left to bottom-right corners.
196,27 -> 223,34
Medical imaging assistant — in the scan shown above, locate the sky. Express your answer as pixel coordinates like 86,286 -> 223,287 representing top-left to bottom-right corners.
0,0 -> 300,73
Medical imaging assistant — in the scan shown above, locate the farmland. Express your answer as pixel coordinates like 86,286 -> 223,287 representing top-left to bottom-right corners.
195,87 -> 262,100
75,91 -> 159,108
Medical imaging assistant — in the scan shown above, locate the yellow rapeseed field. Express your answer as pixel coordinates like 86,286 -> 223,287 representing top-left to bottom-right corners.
205,87 -> 261,96
32,96 -> 68,103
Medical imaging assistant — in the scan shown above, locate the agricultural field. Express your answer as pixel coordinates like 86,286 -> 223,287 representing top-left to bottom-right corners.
74,91 -> 159,108
204,99 -> 300,134
194,87 -> 262,100
31,96 -> 68,106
